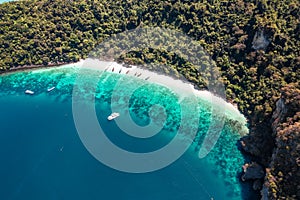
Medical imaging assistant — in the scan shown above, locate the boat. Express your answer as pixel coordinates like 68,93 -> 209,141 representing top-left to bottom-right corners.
47,87 -> 55,92
25,90 -> 34,95
107,112 -> 120,121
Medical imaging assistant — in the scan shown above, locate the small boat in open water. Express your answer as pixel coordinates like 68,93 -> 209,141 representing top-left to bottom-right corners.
47,87 -> 55,92
107,112 -> 120,121
25,90 -> 34,95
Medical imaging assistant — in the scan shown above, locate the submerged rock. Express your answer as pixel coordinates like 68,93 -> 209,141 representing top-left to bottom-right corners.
239,126 -> 275,166
240,137 -> 262,156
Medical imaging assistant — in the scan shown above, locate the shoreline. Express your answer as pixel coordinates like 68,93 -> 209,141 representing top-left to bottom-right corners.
0,60 -> 81,75
1,58 -> 254,195
81,58 -> 249,136
1,58 -> 249,135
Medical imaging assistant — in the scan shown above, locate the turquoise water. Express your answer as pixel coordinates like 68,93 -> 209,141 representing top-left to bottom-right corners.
0,65 -> 257,199
0,0 -> 12,4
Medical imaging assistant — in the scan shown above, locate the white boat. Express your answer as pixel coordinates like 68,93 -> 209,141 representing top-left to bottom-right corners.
25,90 -> 34,95
47,87 -> 55,92
107,112 -> 120,121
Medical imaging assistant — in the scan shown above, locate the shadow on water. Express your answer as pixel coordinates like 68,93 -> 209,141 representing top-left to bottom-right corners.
236,141 -> 261,200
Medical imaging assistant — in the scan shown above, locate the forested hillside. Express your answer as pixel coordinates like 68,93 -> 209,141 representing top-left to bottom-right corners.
0,0 -> 299,199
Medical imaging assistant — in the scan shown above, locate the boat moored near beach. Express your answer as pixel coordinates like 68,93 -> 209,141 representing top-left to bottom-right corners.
107,112 -> 120,121
25,90 -> 34,95
47,87 -> 56,92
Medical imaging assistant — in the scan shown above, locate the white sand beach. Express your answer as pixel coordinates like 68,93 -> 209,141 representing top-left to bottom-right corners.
79,58 -> 249,136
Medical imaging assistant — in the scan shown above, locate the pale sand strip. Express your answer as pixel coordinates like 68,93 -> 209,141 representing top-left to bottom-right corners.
82,58 -> 248,135
33,58 -> 248,135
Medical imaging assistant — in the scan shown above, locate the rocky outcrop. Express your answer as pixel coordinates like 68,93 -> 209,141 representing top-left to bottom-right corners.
262,84 -> 300,200
253,179 -> 263,191
260,185 -> 269,200
241,162 -> 264,191
240,121 -> 275,166
242,162 -> 265,181
271,98 -> 288,132
240,83 -> 300,199
252,29 -> 270,50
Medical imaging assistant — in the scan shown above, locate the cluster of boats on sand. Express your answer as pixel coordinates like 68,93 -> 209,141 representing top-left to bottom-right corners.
104,66 -> 150,80
25,86 -> 56,95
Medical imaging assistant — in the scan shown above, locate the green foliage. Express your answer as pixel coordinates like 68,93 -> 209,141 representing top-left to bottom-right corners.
0,0 -> 299,198
265,84 -> 300,199
0,0 -> 299,125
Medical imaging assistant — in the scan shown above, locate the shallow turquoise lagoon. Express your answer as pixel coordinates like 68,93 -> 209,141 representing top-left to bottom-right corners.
0,65 -> 258,200
0,0 -> 12,4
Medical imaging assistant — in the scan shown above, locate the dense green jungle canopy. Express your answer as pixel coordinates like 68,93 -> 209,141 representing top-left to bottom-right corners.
0,0 -> 299,122
0,0 -> 299,198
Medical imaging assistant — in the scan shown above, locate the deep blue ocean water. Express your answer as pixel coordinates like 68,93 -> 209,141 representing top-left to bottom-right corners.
0,65 -> 258,200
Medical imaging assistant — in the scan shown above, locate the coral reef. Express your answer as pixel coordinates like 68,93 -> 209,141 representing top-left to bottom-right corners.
0,0 -> 299,198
